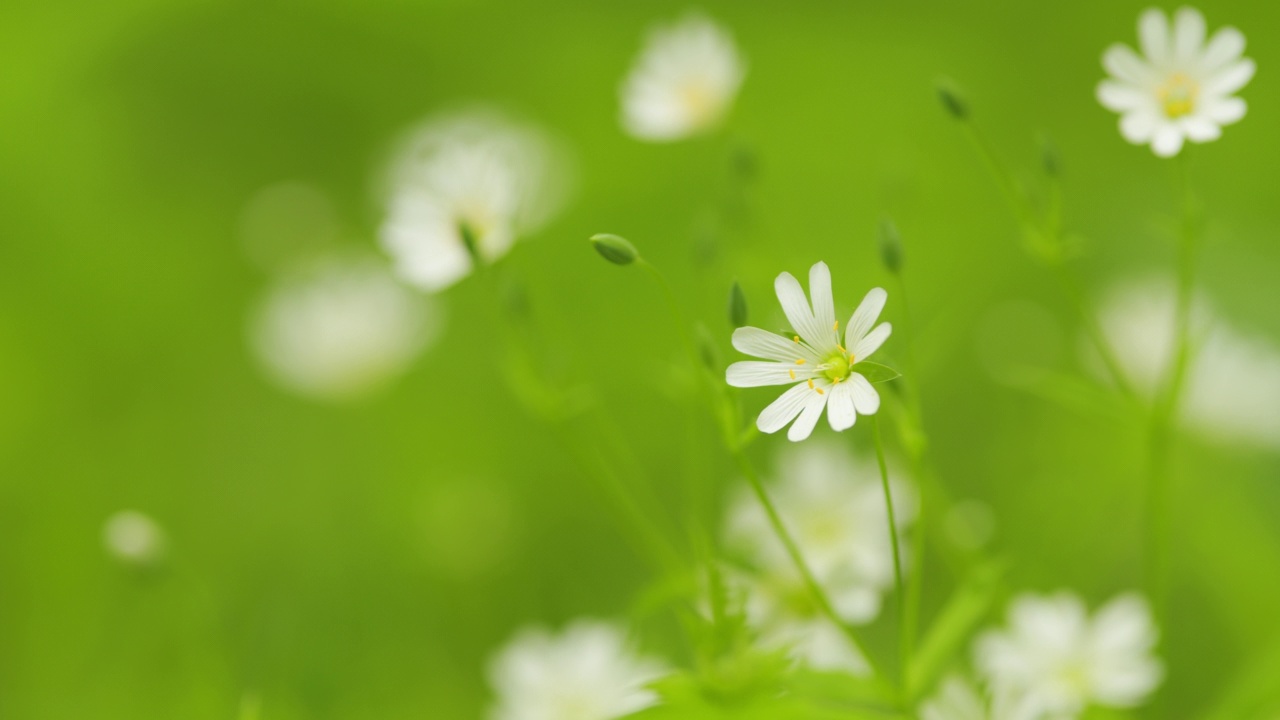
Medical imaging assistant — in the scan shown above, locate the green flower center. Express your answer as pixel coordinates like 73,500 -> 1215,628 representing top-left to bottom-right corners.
822,351 -> 853,383
1159,73 -> 1198,119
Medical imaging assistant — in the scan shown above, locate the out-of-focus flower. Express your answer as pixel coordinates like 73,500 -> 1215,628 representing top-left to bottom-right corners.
975,592 -> 1163,718
918,674 -> 1046,720
379,111 -> 567,292
724,443 -> 914,673
620,12 -> 745,142
103,510 -> 165,566
1097,7 -> 1254,157
487,620 -> 666,720
726,262 -> 892,442
1095,277 -> 1280,450
251,256 -> 436,401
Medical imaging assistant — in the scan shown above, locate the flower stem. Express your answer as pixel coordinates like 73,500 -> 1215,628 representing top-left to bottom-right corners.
872,414 -> 909,692
730,448 -> 889,682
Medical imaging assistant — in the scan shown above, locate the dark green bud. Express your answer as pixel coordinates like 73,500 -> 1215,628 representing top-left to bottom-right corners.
878,218 -> 904,275
1039,133 -> 1061,177
936,80 -> 969,121
589,233 -> 639,266
728,281 -> 748,327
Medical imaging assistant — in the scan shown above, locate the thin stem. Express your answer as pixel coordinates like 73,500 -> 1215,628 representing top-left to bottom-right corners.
1049,260 -> 1142,405
873,414 -> 908,691
731,448 -> 890,682
893,274 -> 927,683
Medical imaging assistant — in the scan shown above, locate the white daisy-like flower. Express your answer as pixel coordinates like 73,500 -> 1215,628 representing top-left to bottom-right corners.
726,262 -> 892,442
103,510 -> 165,566
379,111 -> 567,292
1094,277 -> 1280,450
620,12 -> 745,142
976,592 -> 1164,718
251,256 -> 436,401
487,620 -> 666,720
918,674 -> 1046,720
724,443 -> 914,673
1097,7 -> 1255,157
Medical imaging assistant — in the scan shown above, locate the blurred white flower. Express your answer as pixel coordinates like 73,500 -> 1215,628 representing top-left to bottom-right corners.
727,262 -> 891,442
251,256 -> 436,401
919,674 -> 1047,720
976,592 -> 1163,718
1097,7 -> 1254,157
621,12 -> 745,141
1095,277 -> 1280,450
379,111 -> 567,292
724,443 -> 914,673
103,510 -> 165,566
487,620 -> 666,720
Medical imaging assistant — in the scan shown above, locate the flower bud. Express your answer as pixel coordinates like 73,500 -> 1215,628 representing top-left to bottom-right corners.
878,218 -> 904,275
936,80 -> 969,121
727,281 -> 748,327
1039,132 -> 1061,178
589,233 -> 639,266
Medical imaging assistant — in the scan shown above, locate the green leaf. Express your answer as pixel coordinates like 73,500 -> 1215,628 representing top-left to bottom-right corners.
908,561 -> 1005,699
851,361 -> 901,384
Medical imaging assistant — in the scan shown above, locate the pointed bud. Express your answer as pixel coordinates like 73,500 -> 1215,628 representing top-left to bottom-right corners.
936,80 -> 969,121
696,324 -> 720,373
1039,133 -> 1060,177
589,233 -> 639,266
878,218 -> 904,275
727,281 -> 748,327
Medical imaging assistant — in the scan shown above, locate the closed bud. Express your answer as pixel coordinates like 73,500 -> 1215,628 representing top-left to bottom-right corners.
727,281 -> 748,327
589,233 -> 639,266
936,80 -> 969,121
696,324 -> 720,372
1039,133 -> 1061,177
878,218 -> 904,275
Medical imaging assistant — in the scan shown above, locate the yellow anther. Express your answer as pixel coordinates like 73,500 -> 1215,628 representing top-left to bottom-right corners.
837,344 -> 846,353
793,335 -> 800,343
807,379 -> 815,389
833,376 -> 842,384
816,387 -> 825,395
796,359 -> 806,365
789,369 -> 796,379
833,321 -> 839,331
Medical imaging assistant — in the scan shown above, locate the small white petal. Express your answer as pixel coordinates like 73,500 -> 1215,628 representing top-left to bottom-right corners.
844,287 -> 887,349
775,272 -> 828,349
848,373 -> 881,415
1201,26 -> 1246,71
852,322 -> 892,361
1180,116 -> 1221,142
1120,111 -> 1159,143
808,262 -> 837,342
1151,124 -> 1185,157
727,361 -> 815,388
1172,7 -> 1206,62
1097,81 -> 1149,112
1138,8 -> 1170,64
1203,96 -> 1246,124
1203,58 -> 1256,96
787,387 -> 829,442
1102,45 -> 1154,85
732,326 -> 819,363
826,381 -> 857,431
757,382 -> 813,434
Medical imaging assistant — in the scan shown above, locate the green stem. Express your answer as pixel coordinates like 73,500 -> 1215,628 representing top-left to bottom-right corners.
731,448 -> 889,682
873,414 -> 908,692
893,274 -> 927,689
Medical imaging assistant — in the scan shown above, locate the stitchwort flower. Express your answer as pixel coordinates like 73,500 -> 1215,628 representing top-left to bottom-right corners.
487,620 -> 666,720
726,262 -> 893,442
620,12 -> 745,142
1097,7 -> 1255,157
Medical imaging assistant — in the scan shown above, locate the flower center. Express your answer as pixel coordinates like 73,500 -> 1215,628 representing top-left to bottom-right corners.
679,79 -> 719,124
821,351 -> 853,383
1158,73 -> 1199,118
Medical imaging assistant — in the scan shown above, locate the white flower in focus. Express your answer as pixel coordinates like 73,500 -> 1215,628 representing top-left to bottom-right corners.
379,111 -> 566,291
976,592 -> 1163,718
727,262 -> 892,442
252,257 -> 435,401
103,510 -> 165,566
621,13 -> 745,141
724,443 -> 914,673
1095,277 -> 1280,450
1097,7 -> 1255,157
487,620 -> 666,720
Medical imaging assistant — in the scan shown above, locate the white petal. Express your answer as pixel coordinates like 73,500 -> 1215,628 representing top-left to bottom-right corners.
1180,116 -> 1221,142
1102,45 -> 1154,85
1138,8 -> 1170,64
826,381 -> 857,431
727,361 -> 815,388
775,272 -> 828,349
787,387 -> 829,442
1201,27 -> 1246,72
808,262 -> 837,342
1203,96 -> 1246,124
1172,7 -> 1205,62
1203,58 -> 1256,96
848,373 -> 881,415
1120,111 -> 1159,143
1097,81 -> 1149,112
852,322 -> 892,361
732,326 -> 818,363
844,287 -> 887,349
757,382 -> 813,434
1151,124 -> 1185,157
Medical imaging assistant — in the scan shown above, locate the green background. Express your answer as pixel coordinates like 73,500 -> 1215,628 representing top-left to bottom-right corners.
2,0 -> 1277,717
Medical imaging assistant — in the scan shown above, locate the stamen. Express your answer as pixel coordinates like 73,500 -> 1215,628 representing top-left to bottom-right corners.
789,369 -> 796,379
833,321 -> 839,331
816,387 -> 825,395
793,335 -> 800,343
807,379 -> 815,389
795,359 -> 806,365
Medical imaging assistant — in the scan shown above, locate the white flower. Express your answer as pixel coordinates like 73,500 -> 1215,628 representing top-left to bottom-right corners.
620,12 -> 745,142
724,443 -> 914,673
379,111 -> 566,291
976,592 -> 1163,718
487,620 -> 666,720
251,256 -> 435,400
726,262 -> 892,442
1097,7 -> 1255,157
1094,277 -> 1280,450
918,674 -> 1046,720
103,510 -> 165,566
